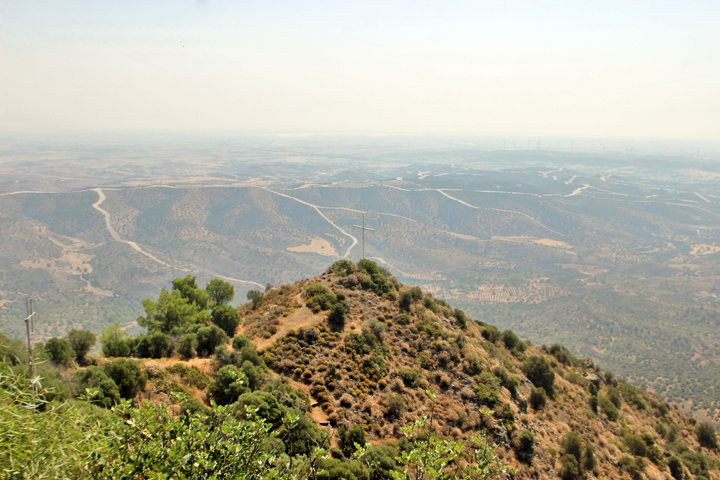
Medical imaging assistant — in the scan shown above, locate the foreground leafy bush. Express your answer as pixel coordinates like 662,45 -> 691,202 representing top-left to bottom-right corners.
1,364 -> 327,480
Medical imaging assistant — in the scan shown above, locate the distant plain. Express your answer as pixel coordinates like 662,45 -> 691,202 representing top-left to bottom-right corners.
1,137 -> 719,424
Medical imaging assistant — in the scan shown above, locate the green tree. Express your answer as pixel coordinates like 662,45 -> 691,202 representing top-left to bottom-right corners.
211,305 -> 240,338
599,395 -> 619,421
66,330 -> 97,364
100,322 -> 132,357
172,274 -> 210,310
247,290 -> 264,309
206,278 -> 235,306
138,288 -> 208,334
45,337 -> 75,367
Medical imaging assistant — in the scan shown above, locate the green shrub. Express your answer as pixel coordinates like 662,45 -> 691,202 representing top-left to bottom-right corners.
681,451 -> 709,479
399,368 -> 421,388
134,332 -> 170,359
528,387 -> 547,410
66,330 -> 97,364
474,373 -> 501,407
500,330 -> 520,350
588,395 -> 598,414
196,325 -> 228,357
668,456 -> 684,479
696,422 -> 718,450
522,355 -> 555,397
240,360 -> 267,391
75,366 -> 121,408
513,429 -> 535,461
233,391 -> 284,426
338,424 -> 367,457
232,334 -> 252,351
548,344 -> 576,366
385,394 -> 407,419
481,325 -> 500,343
246,289 -> 264,309
176,333 -> 198,360
329,260 -> 354,276
583,444 -> 597,471
207,365 -> 249,405
327,301 -> 347,330
560,432 -> 582,463
623,433 -> 647,457
211,305 -> 240,338
45,338 -> 75,367
492,367 -> 518,395
398,291 -> 414,312
599,395 -> 619,421
559,454 -> 580,480
618,455 -> 647,480
179,398 -> 208,417
454,309 -> 468,329
102,358 -> 147,400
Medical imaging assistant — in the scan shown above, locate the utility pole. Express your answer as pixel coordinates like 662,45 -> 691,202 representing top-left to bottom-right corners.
352,213 -> 375,259
24,298 -> 37,387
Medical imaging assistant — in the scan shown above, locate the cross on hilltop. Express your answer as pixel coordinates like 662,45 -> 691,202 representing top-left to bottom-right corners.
352,213 -> 375,259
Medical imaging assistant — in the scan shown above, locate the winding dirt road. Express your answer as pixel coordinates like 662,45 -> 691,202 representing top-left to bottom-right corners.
91,188 -> 264,289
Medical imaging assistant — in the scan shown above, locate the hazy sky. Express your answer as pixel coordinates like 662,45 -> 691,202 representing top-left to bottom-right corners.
1,1 -> 719,140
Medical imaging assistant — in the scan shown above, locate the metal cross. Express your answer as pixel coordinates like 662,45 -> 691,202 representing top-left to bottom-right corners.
352,213 -> 375,259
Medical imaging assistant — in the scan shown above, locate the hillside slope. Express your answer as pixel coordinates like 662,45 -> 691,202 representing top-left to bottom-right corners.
239,260 -> 720,479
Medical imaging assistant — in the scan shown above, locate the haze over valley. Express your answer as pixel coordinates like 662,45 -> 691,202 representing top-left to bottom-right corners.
2,137 -> 720,425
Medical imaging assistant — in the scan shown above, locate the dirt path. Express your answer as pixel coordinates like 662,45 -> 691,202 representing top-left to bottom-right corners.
91,188 -> 264,289
92,188 -> 172,266
436,189 -> 565,237
261,187 -> 358,258
252,303 -> 324,350
287,378 -> 330,428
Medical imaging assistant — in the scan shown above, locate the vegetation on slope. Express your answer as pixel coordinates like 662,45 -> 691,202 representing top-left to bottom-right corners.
2,260 -> 719,479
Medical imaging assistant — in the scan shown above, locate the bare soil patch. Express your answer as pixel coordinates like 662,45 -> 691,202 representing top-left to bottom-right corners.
251,305 -> 324,350
691,243 -> 720,256
287,238 -> 338,256
560,263 -> 609,275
